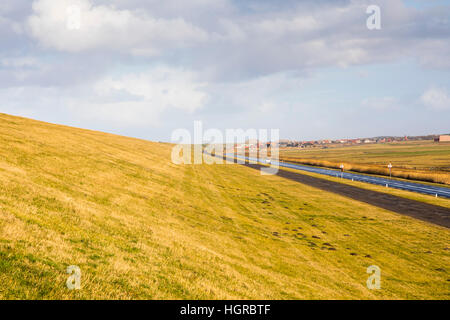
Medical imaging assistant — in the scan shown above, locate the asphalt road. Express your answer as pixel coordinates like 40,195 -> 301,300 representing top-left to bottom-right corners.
230,154 -> 450,199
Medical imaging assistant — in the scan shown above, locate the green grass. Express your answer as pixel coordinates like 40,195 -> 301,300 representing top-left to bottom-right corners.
0,113 -> 449,299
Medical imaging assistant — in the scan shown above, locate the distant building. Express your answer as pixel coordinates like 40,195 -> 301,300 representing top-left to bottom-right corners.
435,135 -> 450,142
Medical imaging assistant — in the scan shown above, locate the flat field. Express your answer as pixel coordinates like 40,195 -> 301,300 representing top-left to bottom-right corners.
280,141 -> 450,184
0,113 -> 448,299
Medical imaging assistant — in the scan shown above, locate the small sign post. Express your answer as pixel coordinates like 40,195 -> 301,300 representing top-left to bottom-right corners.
388,163 -> 392,178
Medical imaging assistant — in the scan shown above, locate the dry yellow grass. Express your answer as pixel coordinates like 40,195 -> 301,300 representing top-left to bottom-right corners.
0,113 -> 449,299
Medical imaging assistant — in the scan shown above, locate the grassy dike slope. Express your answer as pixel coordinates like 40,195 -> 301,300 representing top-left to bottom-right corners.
0,113 -> 448,299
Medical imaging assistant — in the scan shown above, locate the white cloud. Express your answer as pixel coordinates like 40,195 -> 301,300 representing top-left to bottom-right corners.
72,66 -> 208,125
27,0 -> 208,55
421,87 -> 450,110
0,13 -> 24,37
211,71 -> 304,112
0,66 -> 208,127
362,97 -> 398,110
0,56 -> 38,68
1,0 -> 450,140
22,0 -> 450,76
253,16 -> 319,37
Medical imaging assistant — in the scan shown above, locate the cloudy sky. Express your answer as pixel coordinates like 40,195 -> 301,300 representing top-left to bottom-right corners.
0,0 -> 449,141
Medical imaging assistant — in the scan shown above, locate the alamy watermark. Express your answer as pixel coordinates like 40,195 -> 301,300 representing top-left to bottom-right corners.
66,265 -> 81,290
366,265 -> 381,289
366,5 -> 381,30
170,121 -> 280,175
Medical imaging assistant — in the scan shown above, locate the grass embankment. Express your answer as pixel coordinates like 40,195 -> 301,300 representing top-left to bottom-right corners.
280,141 -> 450,185
0,113 -> 449,299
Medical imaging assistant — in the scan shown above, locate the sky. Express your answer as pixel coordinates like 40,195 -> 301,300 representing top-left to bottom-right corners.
0,0 -> 449,142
